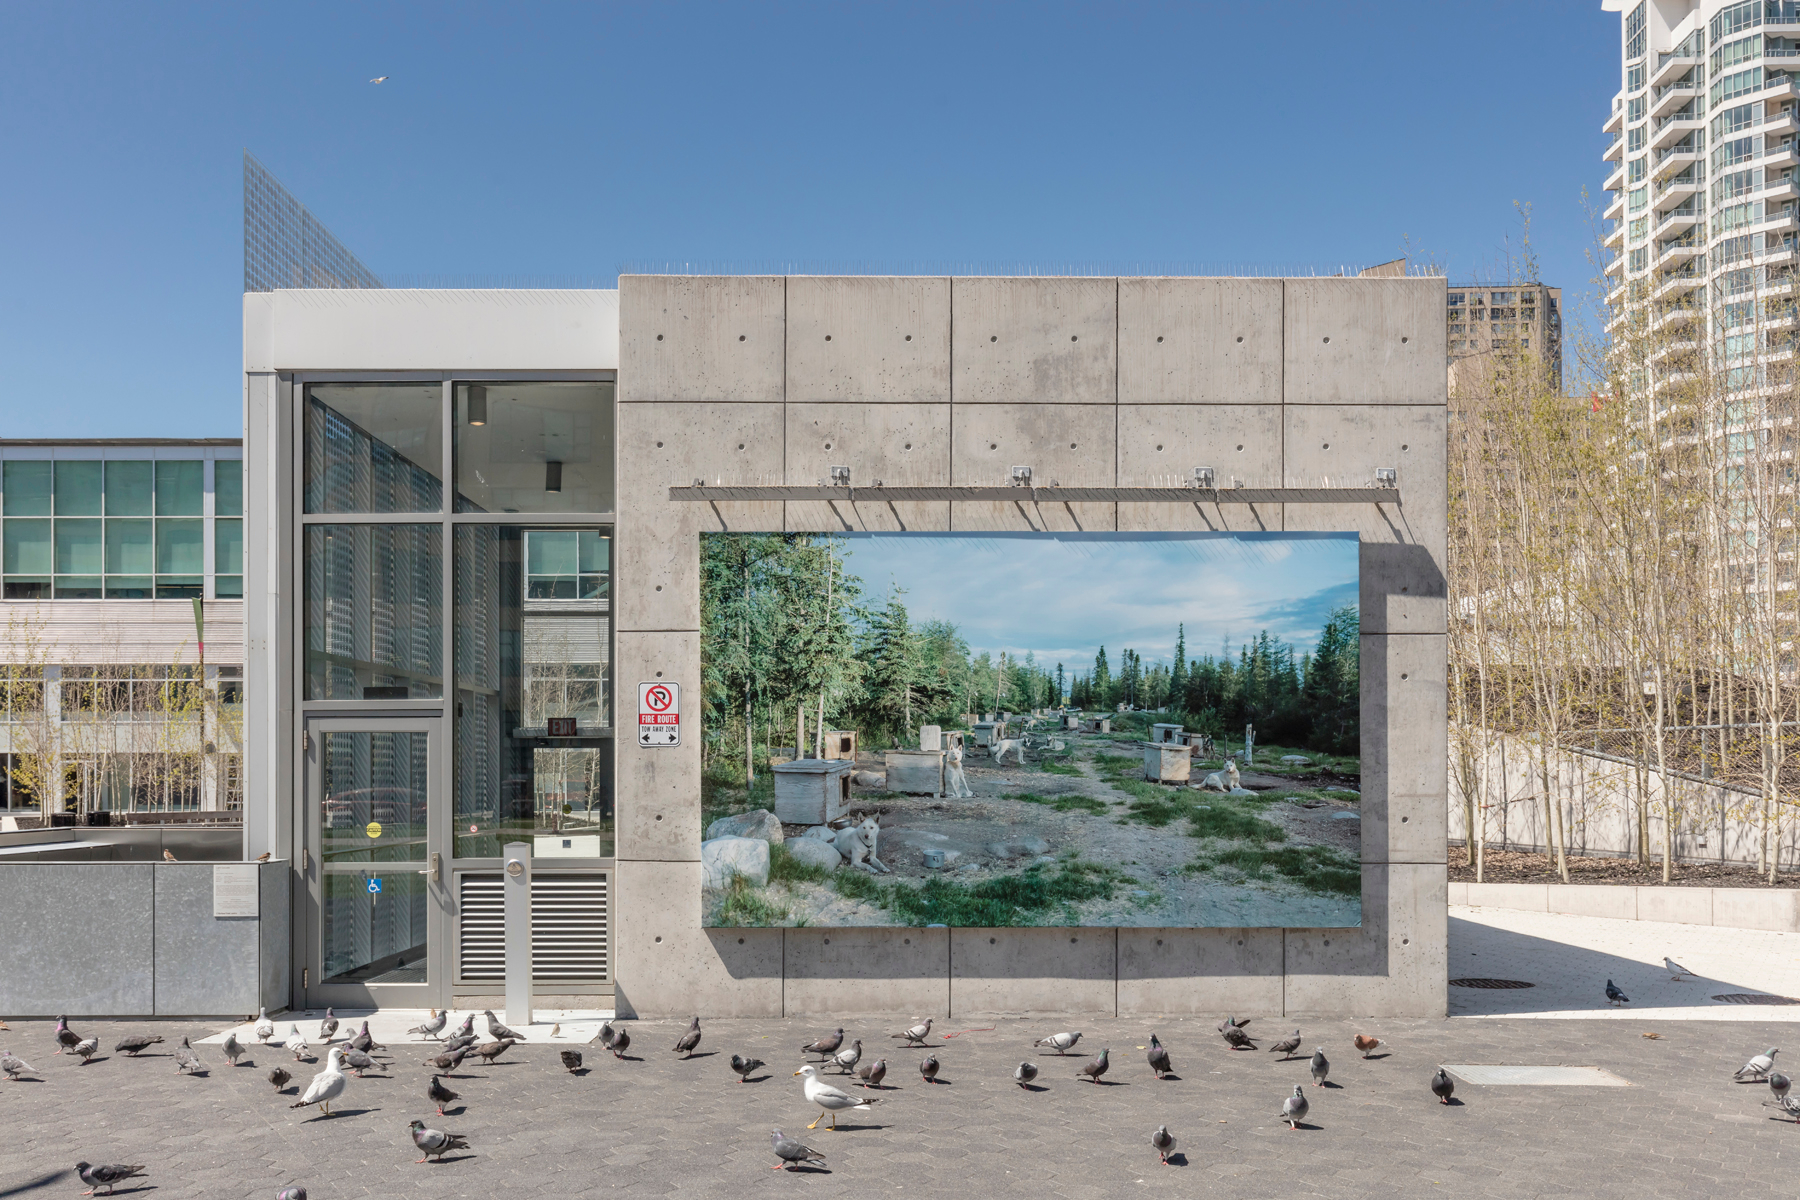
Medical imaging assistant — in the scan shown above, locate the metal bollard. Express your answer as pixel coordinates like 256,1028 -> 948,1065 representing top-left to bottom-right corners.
503,841 -> 532,1031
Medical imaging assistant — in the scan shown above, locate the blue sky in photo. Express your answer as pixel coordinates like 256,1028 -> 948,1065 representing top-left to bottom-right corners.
838,532 -> 1358,673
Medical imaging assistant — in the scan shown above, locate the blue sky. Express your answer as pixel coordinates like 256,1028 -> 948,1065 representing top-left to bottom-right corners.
1,2 -> 1617,437
838,532 -> 1358,672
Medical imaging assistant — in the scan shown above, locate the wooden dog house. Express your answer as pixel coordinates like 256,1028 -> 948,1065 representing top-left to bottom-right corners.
773,758 -> 854,825
885,749 -> 945,795
821,730 -> 858,761
1142,742 -> 1192,783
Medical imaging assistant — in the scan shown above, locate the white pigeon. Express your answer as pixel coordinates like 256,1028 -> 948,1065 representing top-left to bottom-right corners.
1735,1047 -> 1780,1080
794,1063 -> 884,1130
286,1025 -> 311,1061
369,76 -> 389,84
1664,957 -> 1694,981
290,1047 -> 348,1116
254,1008 -> 275,1043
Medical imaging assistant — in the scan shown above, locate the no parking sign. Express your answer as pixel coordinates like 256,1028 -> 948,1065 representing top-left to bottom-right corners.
637,681 -> 681,747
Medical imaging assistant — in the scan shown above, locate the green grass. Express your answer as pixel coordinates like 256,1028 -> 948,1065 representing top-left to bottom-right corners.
714,874 -> 790,925
1005,791 -> 1109,816
1091,749 -> 1289,839
829,859 -> 1136,926
1193,844 -> 1362,896
1038,760 -> 1084,776
768,842 -> 834,884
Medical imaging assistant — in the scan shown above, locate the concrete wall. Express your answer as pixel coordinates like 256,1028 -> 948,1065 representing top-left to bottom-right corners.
1450,880 -> 1800,932
613,275 -> 1448,1018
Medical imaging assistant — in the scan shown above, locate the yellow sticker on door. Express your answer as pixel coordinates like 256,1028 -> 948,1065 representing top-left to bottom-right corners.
365,821 -> 382,839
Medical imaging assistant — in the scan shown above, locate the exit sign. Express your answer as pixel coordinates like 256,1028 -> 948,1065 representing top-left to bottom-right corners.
547,717 -> 578,737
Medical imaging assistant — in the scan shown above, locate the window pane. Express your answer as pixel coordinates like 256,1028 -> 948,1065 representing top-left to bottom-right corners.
54,461 -> 102,515
55,577 -> 102,599
156,518 -> 203,574
214,517 -> 243,574
54,519 -> 102,574
156,577 -> 202,599
305,524 -> 443,699
156,461 -> 203,515
304,383 -> 444,513
105,519 -> 154,575
3,462 -> 52,515
105,461 -> 153,515
105,576 -> 153,599
454,382 -> 614,514
319,730 -> 429,984
214,575 -> 243,599
214,459 -> 243,516
4,518 -> 51,573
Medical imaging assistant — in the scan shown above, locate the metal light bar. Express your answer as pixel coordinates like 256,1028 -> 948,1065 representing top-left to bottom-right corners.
667,485 -> 1401,503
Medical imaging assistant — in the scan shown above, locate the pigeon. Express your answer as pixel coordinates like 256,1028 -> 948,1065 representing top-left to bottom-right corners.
408,1010 -> 447,1040
1353,1034 -> 1387,1059
340,1047 -> 378,1077
223,1033 -> 246,1066
72,1037 -> 99,1064
268,1066 -> 292,1091
770,1128 -> 827,1171
254,1008 -> 275,1043
409,1119 -> 470,1163
348,1021 -> 381,1054
731,1053 -> 765,1082
890,1018 -> 933,1046
1034,1031 -> 1082,1056
287,1026 -> 311,1061
1605,979 -> 1629,1006
609,1028 -> 632,1058
1766,1092 -> 1800,1122
1077,1047 -> 1110,1083
802,1028 -> 844,1060
856,1058 -> 887,1089
560,1050 -> 583,1073
1309,1047 -> 1330,1087
276,1188 -> 307,1200
472,1038 -> 515,1064
1431,1067 -> 1455,1104
795,1063 -> 884,1130
1269,1030 -> 1303,1059
920,1053 -> 941,1083
672,1017 -> 702,1058
114,1035 -> 162,1057
1014,1061 -> 1039,1088
1771,1072 -> 1793,1104
484,1010 -> 525,1041
173,1036 -> 203,1074
2,1050 -> 37,1079
1279,1084 -> 1310,1129
1664,956 -> 1694,980
74,1161 -> 146,1196
369,76 -> 389,84
1146,1034 -> 1172,1078
833,1038 -> 863,1075
428,1074 -> 459,1114
549,1023 -> 562,1038
163,849 -> 178,862
441,1033 -> 478,1055
1735,1048 -> 1780,1080
1151,1124 -> 1176,1165
1217,1015 -> 1252,1033
290,1048 -> 348,1116
1222,1026 -> 1257,1051
424,1046 -> 470,1073
590,1022 -> 617,1050
318,1009 -> 338,1042
55,1016 -> 81,1053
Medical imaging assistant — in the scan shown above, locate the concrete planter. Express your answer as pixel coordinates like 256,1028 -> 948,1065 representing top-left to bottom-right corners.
1451,879 -> 1800,931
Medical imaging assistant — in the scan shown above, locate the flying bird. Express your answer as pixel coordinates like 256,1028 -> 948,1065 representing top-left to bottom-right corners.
114,1035 -> 162,1057
268,1066 -> 292,1091
770,1129 -> 826,1171
74,1162 -> 146,1196
890,1018 -> 933,1046
795,1063 -> 884,1130
560,1050 -> 583,1073
1151,1125 -> 1176,1165
1034,1031 -> 1082,1056
1353,1034 -> 1387,1058
802,1028 -> 844,1060
672,1017 -> 702,1058
1605,979 -> 1630,1006
856,1058 -> 887,1089
1077,1047 -> 1110,1083
919,1053 -> 941,1083
290,1047 -> 348,1116
1431,1067 -> 1455,1104
1146,1034 -> 1172,1078
731,1053 -> 765,1082
1014,1061 -> 1039,1088
1279,1084 -> 1310,1129
254,1008 -> 275,1043
1735,1048 -> 1780,1080
409,1119 -> 470,1163
484,1010 -> 525,1041
369,76 -> 389,84
1269,1029 -> 1303,1059
428,1074 -> 459,1115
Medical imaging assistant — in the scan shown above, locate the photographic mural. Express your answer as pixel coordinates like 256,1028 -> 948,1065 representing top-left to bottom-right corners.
698,531 -> 1362,929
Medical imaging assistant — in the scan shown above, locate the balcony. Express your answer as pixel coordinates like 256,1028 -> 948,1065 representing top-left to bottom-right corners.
1654,270 -> 1703,303
1655,201 -> 1701,234
1767,174 -> 1800,203
1767,139 -> 1800,171
1605,103 -> 1625,135
1765,106 -> 1800,137
1651,82 -> 1697,119
1652,53 -> 1697,88
1659,236 -> 1702,264
1654,176 -> 1702,211
1605,161 -> 1628,193
1652,301 -> 1698,334
1651,111 -> 1703,149
1648,332 -> 1699,364
1605,222 -> 1626,250
1605,132 -> 1626,163
1606,192 -> 1628,222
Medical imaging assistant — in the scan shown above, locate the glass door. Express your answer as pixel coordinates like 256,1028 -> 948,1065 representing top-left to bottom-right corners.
302,716 -> 446,1008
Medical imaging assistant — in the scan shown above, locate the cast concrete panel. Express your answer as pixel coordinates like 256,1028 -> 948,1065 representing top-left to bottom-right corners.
1359,633 -> 1448,864
1464,882 -> 1547,911
154,864 -> 262,1016
782,927 -> 950,1016
615,402 -> 784,631
619,276 -> 785,403
785,277 -> 950,403
611,860 -> 784,1018
1115,928 -> 1284,1015
951,278 -> 1117,404
949,928 -> 1116,1016
1638,886 -> 1713,926
1283,405 -> 1447,635
783,403 -> 951,533
1714,888 -> 1800,932
1282,864 -> 1447,1017
1117,278 -> 1283,404
1116,404 -> 1283,533
1548,884 -> 1637,921
615,631 -> 703,862
0,864 -> 155,1016
1282,277 -> 1446,406
1447,881 -> 1469,905
948,404 -> 1117,531
259,860 -> 292,1009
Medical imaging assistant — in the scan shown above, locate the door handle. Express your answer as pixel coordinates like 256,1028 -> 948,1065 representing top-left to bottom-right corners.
418,852 -> 441,882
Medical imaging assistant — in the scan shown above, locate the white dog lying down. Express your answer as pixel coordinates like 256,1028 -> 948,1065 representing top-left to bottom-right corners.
945,744 -> 973,798
990,738 -> 1025,766
1199,757 -> 1241,793
832,815 -> 891,874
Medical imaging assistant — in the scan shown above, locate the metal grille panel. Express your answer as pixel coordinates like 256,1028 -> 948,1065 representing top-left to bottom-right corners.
244,152 -> 383,293
458,872 -> 609,983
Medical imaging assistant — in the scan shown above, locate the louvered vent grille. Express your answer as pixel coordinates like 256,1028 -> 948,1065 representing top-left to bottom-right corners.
457,872 -> 609,982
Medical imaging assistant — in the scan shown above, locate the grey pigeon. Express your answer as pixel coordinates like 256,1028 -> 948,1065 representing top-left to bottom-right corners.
1077,1047 -> 1110,1083
1216,1015 -> 1252,1033
54,1015 -> 81,1052
608,1028 -> 631,1058
1269,1029 -> 1303,1059
2,1050 -> 36,1079
590,1022 -> 617,1050
672,1017 -> 701,1058
1034,1030 -> 1081,1055
560,1050 -> 583,1073
450,1012 -> 474,1039
802,1027 -> 844,1060
770,1128 -> 826,1171
472,1038 -> 515,1064
441,1033 -> 478,1055
408,1010 -> 447,1040
287,1026 -> 312,1061
254,1007 -> 275,1043
341,1047 -> 378,1077
318,1008 -> 338,1042
483,1010 -> 525,1041
1014,1061 -> 1039,1088
72,1037 -> 99,1064
428,1074 -> 459,1115
890,1018 -> 933,1046
731,1053 -> 765,1082
409,1119 -> 470,1163
1146,1034 -> 1172,1078
348,1021 -> 381,1053
856,1057 -> 887,1089
277,1188 -> 308,1200
919,1053 -> 941,1083
832,1038 -> 863,1075
1280,1084 -> 1310,1129
74,1162 -> 146,1196
1605,979 -> 1629,1006
173,1036 -> 203,1074
1222,1026 -> 1257,1050
114,1035 -> 162,1057
1767,1092 -> 1800,1123
1431,1067 -> 1455,1104
423,1046 -> 469,1074
223,1033 -> 246,1066
268,1066 -> 292,1091
1771,1071 -> 1793,1104
1309,1047 -> 1330,1087
1151,1124 -> 1176,1165
1735,1047 -> 1780,1080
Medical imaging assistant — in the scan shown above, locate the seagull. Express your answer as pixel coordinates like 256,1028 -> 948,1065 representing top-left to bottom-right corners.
318,1009 -> 338,1043
222,1033 -> 246,1067
287,1025 -> 311,1061
173,1036 -> 203,1074
1279,1084 -> 1310,1129
114,1035 -> 162,1057
1146,1034 -> 1172,1078
802,1028 -> 844,1060
163,849 -> 178,862
268,1066 -> 292,1091
1771,1071 -> 1792,1104
1664,956 -> 1694,981
1269,1029 -> 1303,1059
1014,1061 -> 1039,1088
856,1058 -> 887,1089
72,1037 -> 99,1064
1222,1026 -> 1257,1051
290,1047 -> 348,1116
484,1010 -> 525,1041
409,1119 -> 470,1163
55,1016 -> 82,1053
254,1008 -> 275,1043
731,1053 -> 765,1082
2,1049 -> 36,1078
1353,1034 -> 1387,1059
1431,1067 -> 1455,1104
472,1038 -> 515,1064
1151,1125 -> 1176,1165
408,1010 -> 447,1040
559,1050 -> 583,1073
1735,1048 -> 1780,1080
1034,1030 -> 1082,1056
890,1018 -> 933,1046
795,1063 -> 884,1130
1077,1047 -> 1110,1083
428,1074 -> 459,1114
832,1038 -> 863,1075
369,76 -> 389,84
671,1017 -> 702,1058
74,1161 -> 146,1196
1309,1047 -> 1330,1087
1605,979 -> 1629,1006
770,1128 -> 827,1171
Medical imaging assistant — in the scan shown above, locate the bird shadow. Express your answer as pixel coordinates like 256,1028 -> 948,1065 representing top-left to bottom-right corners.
569,1067 -> 592,1077
740,1074 -> 771,1084
612,1054 -> 643,1063
0,1168 -> 68,1197
679,1051 -> 719,1060
1441,1097 -> 1466,1107
442,1105 -> 467,1116
275,1086 -> 297,1096
303,1107 -> 377,1122
1163,1153 -> 1189,1167
816,1123 -> 886,1133
182,1070 -> 211,1078
1359,1053 -> 1393,1061
349,1072 -> 391,1080
1736,1079 -> 1774,1086
5,1077 -> 46,1084
1154,1073 -> 1182,1081
776,1165 -> 831,1174
1017,1083 -> 1048,1093
1285,1122 -> 1320,1131
1079,1078 -> 1125,1086
78,1055 -> 111,1066
922,1078 -> 953,1086
423,1154 -> 478,1165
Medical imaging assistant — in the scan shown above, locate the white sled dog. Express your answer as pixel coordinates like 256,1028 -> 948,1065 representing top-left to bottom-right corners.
945,743 -> 973,798
833,815 -> 891,874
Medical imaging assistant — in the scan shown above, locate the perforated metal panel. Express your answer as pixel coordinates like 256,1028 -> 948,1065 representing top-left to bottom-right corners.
457,871 -> 609,984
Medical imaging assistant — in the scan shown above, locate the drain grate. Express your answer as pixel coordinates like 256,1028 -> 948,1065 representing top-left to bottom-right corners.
1450,978 -> 1535,989
1712,993 -> 1800,1006
1443,1065 -> 1630,1087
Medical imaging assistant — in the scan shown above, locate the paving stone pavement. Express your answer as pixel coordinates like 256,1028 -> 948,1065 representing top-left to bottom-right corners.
2,1012 -> 1799,1198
